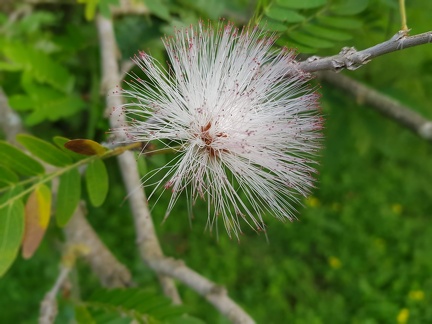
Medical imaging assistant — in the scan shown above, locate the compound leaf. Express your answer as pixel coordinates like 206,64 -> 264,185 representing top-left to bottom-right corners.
0,140 -> 44,176
17,134 -> 72,167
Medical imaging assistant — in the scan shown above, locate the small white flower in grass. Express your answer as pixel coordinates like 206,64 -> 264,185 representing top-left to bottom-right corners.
115,20 -> 323,238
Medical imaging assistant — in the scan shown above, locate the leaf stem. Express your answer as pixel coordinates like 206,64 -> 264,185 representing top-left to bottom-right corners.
0,141 -> 166,209
399,0 -> 408,31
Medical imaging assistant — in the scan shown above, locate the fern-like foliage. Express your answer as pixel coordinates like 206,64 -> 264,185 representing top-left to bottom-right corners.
257,0 -> 369,53
0,10 -> 88,125
77,288 -> 204,324
0,136 -> 114,277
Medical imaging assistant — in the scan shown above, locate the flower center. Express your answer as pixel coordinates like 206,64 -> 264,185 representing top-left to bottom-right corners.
199,121 -> 227,158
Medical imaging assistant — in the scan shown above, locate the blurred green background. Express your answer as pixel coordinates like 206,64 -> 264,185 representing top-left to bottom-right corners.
0,0 -> 431,323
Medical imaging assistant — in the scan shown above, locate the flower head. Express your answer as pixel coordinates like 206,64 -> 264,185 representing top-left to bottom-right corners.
116,21 -> 322,238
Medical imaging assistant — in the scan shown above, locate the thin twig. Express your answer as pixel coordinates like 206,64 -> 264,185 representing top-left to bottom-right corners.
39,266 -> 70,324
39,245 -> 89,324
96,14 -> 182,304
317,71 -> 432,141
299,30 -> 432,73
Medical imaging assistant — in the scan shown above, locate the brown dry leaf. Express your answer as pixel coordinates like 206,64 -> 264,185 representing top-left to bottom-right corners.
22,184 -> 51,259
64,139 -> 108,156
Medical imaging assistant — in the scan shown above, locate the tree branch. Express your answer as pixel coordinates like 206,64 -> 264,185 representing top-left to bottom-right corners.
299,30 -> 432,73
96,14 -> 182,305
64,204 -> 133,288
39,245 -> 89,324
317,71 -> 432,141
39,265 -> 70,324
147,257 -> 255,324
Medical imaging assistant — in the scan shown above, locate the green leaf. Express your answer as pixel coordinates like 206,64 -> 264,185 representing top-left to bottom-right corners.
287,42 -> 317,54
259,19 -> 287,32
98,0 -> 119,18
8,81 -> 85,125
0,166 -> 19,188
0,140 -> 44,176
84,288 -> 191,321
85,159 -> 108,207
145,0 -> 171,20
7,95 -> 33,111
56,168 -> 81,227
75,305 -> 96,324
302,24 -> 352,42
169,315 -> 206,324
316,16 -> 362,29
3,41 -> 75,93
288,31 -> 335,48
265,6 -> 305,23
0,197 -> 25,277
276,0 -> 326,9
79,0 -> 99,21
177,0 -> 224,20
0,61 -> 21,71
331,0 -> 369,15
261,0 -> 369,53
16,134 -> 72,167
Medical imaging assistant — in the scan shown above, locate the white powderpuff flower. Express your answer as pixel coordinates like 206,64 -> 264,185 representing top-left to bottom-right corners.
116,20 -> 322,238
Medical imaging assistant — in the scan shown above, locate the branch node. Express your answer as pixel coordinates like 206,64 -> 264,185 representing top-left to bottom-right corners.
392,29 -> 410,42
299,30 -> 432,73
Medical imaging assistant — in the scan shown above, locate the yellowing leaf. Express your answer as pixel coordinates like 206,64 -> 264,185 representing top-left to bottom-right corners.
64,139 -> 108,156
22,185 -> 51,259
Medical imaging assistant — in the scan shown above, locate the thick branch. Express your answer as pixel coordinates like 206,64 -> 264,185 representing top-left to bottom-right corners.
64,204 -> 133,288
147,257 -> 255,324
96,14 -> 181,304
317,71 -> 432,141
299,30 -> 432,73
